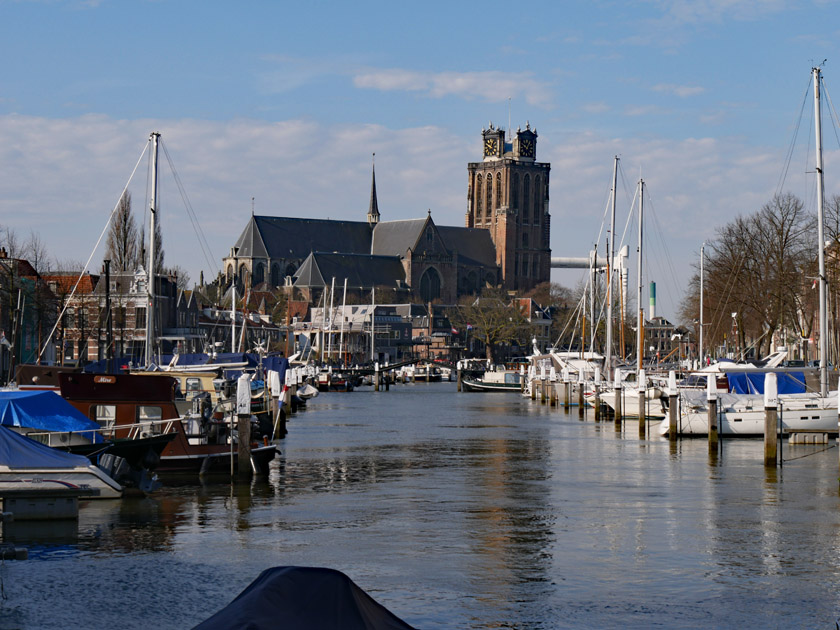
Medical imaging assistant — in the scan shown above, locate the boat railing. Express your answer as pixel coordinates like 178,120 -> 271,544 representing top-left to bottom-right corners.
22,419 -> 180,447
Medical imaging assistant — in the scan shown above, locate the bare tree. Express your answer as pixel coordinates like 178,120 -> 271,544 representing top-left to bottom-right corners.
451,288 -> 532,363
105,192 -> 140,272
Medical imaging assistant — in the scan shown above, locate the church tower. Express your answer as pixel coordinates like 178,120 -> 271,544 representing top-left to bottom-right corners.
466,122 -> 551,292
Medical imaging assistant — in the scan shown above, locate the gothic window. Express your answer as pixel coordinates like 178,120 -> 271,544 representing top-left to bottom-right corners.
532,257 -> 539,278
466,271 -> 478,294
523,174 -> 531,224
254,262 -> 265,285
522,254 -> 529,277
533,176 -> 541,226
514,255 -> 519,276
476,175 -> 483,218
522,232 -> 529,248
485,177 -> 492,221
285,263 -> 297,277
512,174 -> 519,210
271,264 -> 282,287
495,173 -> 501,209
419,267 -> 442,303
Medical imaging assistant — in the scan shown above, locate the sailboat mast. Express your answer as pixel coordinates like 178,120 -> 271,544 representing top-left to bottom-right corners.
699,242 -> 705,368
606,156 -> 618,378
814,66 -> 828,397
636,178 -> 644,374
145,132 -> 160,368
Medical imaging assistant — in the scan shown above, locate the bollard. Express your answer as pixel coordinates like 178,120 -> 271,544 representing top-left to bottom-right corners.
530,367 -> 537,401
562,368 -> 570,409
764,373 -> 778,467
668,370 -> 678,441
374,362 -> 381,392
457,364 -> 463,392
707,374 -> 719,451
520,366 -> 525,394
593,367 -> 601,421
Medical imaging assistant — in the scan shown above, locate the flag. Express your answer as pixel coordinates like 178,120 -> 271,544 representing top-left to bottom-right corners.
451,327 -> 459,334
466,324 -> 473,330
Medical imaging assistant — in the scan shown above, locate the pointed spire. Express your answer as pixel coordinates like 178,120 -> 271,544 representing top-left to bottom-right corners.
367,153 -> 380,226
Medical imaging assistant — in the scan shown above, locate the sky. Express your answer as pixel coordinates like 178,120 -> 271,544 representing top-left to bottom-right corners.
2,0 -> 840,322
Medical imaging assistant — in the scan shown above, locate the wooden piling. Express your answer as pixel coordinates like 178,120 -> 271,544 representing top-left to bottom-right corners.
237,413 -> 252,479
577,377 -> 585,418
763,373 -> 778,467
614,384 -> 623,425
638,389 -> 646,437
708,398 -> 718,450
668,371 -> 678,441
594,383 -> 601,421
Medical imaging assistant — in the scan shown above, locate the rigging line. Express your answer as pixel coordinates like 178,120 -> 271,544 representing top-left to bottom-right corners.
37,140 -> 150,361
552,291 -> 587,351
160,140 -> 219,276
776,75 -> 812,197
823,79 -> 840,151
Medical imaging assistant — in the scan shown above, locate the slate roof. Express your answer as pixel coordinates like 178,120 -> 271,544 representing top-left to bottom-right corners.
235,216 -> 373,260
436,226 -> 498,267
294,252 -> 406,289
370,219 -> 428,256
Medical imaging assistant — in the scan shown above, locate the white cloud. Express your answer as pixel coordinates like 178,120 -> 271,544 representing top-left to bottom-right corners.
652,83 -> 705,97
353,68 -> 554,108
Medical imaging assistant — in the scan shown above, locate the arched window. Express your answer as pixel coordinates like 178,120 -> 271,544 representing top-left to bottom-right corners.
271,264 -> 282,287
485,177 -> 492,221
254,262 -> 265,285
522,254 -> 529,277
522,232 -> 529,248
466,271 -> 478,294
523,174 -> 531,224
285,263 -> 297,277
495,172 -> 502,209
419,267 -> 442,303
533,176 -> 541,226
476,175 -> 483,219
532,257 -> 539,278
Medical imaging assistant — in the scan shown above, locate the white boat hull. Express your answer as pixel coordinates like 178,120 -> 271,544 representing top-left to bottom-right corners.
659,393 -> 838,436
0,465 -> 123,499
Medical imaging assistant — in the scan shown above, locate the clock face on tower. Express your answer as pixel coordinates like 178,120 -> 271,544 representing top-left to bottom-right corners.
484,138 -> 498,156
520,138 -> 534,157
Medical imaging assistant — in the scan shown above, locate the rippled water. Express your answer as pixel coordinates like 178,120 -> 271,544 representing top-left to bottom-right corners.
3,381 -> 840,628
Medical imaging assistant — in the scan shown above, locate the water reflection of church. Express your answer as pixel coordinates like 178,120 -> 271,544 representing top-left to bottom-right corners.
225,123 -> 551,303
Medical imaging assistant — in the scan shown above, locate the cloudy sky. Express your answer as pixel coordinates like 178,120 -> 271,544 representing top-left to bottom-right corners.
2,0 -> 840,320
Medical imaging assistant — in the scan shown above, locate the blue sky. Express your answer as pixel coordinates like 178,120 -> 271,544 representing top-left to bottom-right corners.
2,0 -> 840,321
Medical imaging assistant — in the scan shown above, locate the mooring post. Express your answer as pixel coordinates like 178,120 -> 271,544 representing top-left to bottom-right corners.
457,361 -> 463,392
385,362 -> 390,391
764,372 -> 778,467
614,370 -> 623,425
519,365 -> 525,394
577,369 -> 585,418
668,370 -> 678,441
549,366 -> 557,407
707,373 -> 719,451
562,368 -> 570,408
374,361 -> 380,392
638,368 -> 647,437
539,364 -> 547,404
530,365 -> 537,401
594,366 -> 601,421
236,373 -> 252,480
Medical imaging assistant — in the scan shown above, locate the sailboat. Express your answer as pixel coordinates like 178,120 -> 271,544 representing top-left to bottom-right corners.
660,66 -> 838,437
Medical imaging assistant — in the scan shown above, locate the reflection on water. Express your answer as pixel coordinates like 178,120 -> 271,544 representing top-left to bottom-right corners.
3,381 -> 840,628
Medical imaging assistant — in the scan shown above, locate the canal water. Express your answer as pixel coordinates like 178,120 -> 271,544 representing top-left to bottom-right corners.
3,381 -> 840,629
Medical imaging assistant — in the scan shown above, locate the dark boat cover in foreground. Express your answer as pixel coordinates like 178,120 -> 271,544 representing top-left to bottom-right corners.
192,566 -> 417,630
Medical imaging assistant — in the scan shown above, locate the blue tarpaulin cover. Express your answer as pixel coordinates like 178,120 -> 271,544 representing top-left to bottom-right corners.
192,566 -> 417,630
0,390 -> 103,442
0,424 -> 92,469
727,372 -> 807,395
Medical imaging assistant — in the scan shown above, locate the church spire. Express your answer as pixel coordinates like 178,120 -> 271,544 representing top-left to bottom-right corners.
367,153 -> 380,226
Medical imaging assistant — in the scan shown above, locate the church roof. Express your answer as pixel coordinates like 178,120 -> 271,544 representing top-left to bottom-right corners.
235,216 -> 372,260
436,226 -> 498,267
370,218 -> 429,256
293,252 -> 406,290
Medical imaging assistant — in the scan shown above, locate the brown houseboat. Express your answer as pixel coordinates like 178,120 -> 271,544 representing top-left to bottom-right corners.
58,372 -> 277,475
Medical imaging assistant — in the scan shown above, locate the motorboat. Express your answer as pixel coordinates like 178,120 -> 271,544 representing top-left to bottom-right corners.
0,424 -> 123,499
461,366 -> 523,392
58,372 -> 277,475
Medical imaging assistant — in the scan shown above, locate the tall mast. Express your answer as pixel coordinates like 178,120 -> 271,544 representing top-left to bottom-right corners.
699,242 -> 705,368
814,66 -> 828,397
636,178 -> 644,374
605,156 -> 618,378
145,132 -> 160,368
